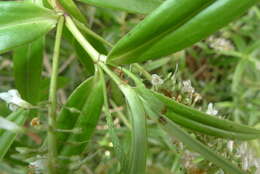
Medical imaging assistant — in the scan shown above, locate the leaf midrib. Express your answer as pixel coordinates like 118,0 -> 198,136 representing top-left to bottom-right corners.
0,17 -> 56,31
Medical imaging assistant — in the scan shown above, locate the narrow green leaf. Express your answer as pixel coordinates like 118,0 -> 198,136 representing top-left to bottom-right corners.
108,0 -> 258,65
56,77 -> 94,151
79,0 -> 163,14
59,0 -> 87,23
150,111 -> 245,174
13,38 -> 44,104
165,110 -> 260,140
0,1 -> 58,53
136,87 -> 260,135
152,89 -> 260,134
0,110 -> 28,159
59,68 -> 104,156
120,86 -> 147,174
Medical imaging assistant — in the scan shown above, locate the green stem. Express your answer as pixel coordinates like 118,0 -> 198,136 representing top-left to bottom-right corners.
132,63 -> 152,81
65,15 -> 100,62
48,16 -> 64,174
98,62 -> 124,87
74,19 -> 114,48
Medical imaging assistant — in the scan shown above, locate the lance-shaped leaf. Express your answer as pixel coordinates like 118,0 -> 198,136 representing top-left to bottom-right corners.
56,76 -> 94,151
0,1 -> 58,53
144,105 -> 246,174
59,68 -> 104,156
165,110 -> 260,140
79,0 -> 163,14
135,87 -> 260,139
107,0 -> 258,65
13,38 -> 44,105
120,86 -> 147,174
0,110 -> 28,159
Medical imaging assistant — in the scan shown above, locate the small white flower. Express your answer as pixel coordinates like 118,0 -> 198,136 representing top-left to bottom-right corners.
227,140 -> 234,152
206,103 -> 218,116
105,150 -> 111,157
182,80 -> 195,94
151,74 -> 164,86
29,158 -> 46,173
0,89 -> 31,111
208,37 -> 234,51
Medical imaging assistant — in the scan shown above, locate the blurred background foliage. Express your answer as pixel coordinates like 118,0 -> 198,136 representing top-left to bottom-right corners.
0,2 -> 260,174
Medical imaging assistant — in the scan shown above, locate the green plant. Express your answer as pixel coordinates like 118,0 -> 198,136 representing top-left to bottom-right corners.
0,0 -> 259,173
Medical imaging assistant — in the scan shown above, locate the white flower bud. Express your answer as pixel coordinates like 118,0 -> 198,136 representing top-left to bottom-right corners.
208,37 -> 234,51
206,103 -> 218,116
182,80 -> 195,94
29,158 -> 46,174
151,74 -> 164,86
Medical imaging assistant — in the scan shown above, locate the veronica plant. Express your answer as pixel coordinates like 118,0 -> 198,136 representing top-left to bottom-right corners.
0,0 -> 259,173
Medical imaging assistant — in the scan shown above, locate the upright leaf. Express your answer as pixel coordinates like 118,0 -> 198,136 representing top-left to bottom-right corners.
13,38 -> 44,104
79,0 -> 163,14
108,0 -> 258,64
56,77 -> 94,151
120,86 -> 147,174
59,68 -> 104,156
0,1 -> 57,53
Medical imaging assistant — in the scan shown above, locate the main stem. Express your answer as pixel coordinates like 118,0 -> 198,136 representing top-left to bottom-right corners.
48,16 -> 64,174
65,16 -> 100,62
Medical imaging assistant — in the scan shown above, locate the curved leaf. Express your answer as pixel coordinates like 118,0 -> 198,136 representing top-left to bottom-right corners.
149,110 -> 246,174
108,0 -> 258,65
0,110 -> 28,159
166,110 -> 260,140
56,76 -> 94,151
13,38 -> 44,105
120,86 -> 147,174
79,0 -> 163,14
0,1 -> 58,53
136,87 -> 260,136
59,68 -> 104,156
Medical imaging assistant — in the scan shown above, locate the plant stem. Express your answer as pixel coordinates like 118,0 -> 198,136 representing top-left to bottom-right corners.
132,63 -> 152,81
98,62 -> 123,87
48,16 -> 64,174
74,19 -> 114,48
65,16 -> 100,62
